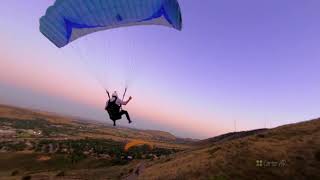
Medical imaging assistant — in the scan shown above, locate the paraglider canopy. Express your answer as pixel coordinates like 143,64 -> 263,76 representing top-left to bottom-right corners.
124,140 -> 153,151
40,0 -> 183,48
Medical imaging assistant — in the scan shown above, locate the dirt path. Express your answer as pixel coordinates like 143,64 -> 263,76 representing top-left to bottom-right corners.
124,162 -> 146,180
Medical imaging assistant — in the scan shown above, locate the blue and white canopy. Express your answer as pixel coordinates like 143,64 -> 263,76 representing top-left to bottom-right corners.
40,0 -> 183,48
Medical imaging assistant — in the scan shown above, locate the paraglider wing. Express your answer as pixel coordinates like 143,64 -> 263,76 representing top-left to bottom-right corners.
40,0 -> 183,48
124,140 -> 153,151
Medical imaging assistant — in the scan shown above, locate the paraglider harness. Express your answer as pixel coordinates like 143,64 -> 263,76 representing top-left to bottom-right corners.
105,96 -> 121,120
105,88 -> 127,121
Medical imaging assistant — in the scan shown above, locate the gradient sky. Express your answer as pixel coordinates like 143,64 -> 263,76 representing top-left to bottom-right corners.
1,0 -> 320,139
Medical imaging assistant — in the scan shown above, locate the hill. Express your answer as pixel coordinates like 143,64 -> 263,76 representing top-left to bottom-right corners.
140,118 -> 320,180
0,104 -> 192,179
0,104 -> 193,148
1,104 -> 319,179
194,128 -> 268,147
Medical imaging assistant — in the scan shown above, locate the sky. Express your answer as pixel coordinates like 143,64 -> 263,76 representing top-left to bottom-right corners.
1,0 -> 320,139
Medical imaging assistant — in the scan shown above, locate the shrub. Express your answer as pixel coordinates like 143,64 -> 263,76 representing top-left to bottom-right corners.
11,170 -> 19,176
21,175 -> 31,180
56,171 -> 65,177
315,150 -> 320,161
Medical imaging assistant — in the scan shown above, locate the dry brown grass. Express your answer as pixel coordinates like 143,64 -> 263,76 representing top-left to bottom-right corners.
140,119 -> 320,180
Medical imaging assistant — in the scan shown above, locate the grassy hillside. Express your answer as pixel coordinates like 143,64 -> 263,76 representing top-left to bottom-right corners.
140,119 -> 320,180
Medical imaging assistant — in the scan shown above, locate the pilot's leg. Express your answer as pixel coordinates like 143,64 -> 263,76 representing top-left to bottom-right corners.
120,110 -> 131,123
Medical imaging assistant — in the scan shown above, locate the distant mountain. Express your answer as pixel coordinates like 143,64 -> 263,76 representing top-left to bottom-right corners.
0,104 -> 194,147
141,118 -> 320,179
